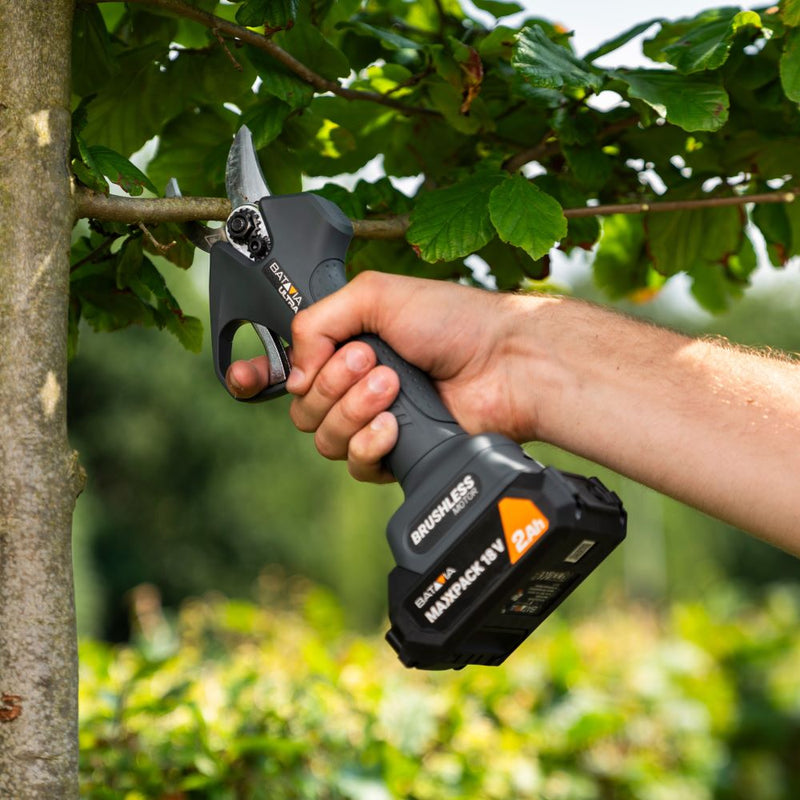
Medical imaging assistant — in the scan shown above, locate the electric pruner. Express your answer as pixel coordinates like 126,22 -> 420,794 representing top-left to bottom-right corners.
183,126 -> 627,670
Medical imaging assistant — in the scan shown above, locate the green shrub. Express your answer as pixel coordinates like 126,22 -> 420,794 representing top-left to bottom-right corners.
79,581 -> 800,799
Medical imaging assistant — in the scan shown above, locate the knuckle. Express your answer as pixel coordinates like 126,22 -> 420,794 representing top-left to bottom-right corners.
314,369 -> 340,403
290,308 -> 313,341
289,399 -> 316,433
315,429 -> 341,461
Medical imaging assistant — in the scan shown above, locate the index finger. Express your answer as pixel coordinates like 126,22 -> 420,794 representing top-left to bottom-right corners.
286,271 -> 389,395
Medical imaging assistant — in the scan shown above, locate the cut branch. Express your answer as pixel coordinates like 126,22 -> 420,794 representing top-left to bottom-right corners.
87,0 -> 437,117
75,187 -> 799,240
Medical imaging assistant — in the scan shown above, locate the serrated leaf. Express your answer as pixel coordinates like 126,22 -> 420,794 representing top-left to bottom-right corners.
489,176 -> 567,261
584,19 -> 663,63
89,145 -> 158,196
164,312 -> 204,353
616,69 -> 729,131
408,172 -> 506,262
643,7 -> 759,75
236,0 -> 298,28
513,25 -> 604,92
780,28 -> 800,102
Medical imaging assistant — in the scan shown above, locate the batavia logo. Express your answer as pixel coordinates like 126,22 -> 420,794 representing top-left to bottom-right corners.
413,567 -> 457,608
263,261 -> 304,314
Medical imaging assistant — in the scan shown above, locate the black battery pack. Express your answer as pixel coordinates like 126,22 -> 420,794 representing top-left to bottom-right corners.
383,435 -> 626,670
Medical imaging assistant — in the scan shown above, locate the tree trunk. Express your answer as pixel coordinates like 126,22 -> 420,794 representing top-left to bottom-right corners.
0,3 -> 81,798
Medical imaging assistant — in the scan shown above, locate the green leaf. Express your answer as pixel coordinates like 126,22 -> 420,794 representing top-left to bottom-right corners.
236,0 -> 299,28
313,184 -> 366,220
752,202 -> 792,265
272,20 -> 350,81
646,201 -> 743,276
781,0 -> 800,27
116,236 -> 144,291
513,25 -> 604,92
478,237 -> 548,289
147,107 -> 234,198
584,19 -> 663,63
470,0 -> 523,18
690,262 -> 742,312
426,81 -> 487,134
563,144 -> 612,191
593,214 -> 650,298
336,21 -> 422,52
780,28 -> 800,102
488,175 -> 567,261
71,4 -> 117,96
164,312 -> 204,353
408,172 -> 506,262
81,43 -> 172,156
245,46 -> 315,110
616,69 -> 729,132
643,8 -> 760,75
240,97 -> 292,149
89,145 -> 158,196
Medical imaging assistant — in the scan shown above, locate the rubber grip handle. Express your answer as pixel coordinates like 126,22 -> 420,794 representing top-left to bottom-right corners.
309,261 -> 466,487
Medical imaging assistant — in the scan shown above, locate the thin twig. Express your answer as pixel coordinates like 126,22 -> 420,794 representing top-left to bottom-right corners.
211,27 -> 243,72
137,222 -> 176,252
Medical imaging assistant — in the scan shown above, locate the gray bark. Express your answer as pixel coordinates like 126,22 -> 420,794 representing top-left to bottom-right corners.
0,2 -> 81,797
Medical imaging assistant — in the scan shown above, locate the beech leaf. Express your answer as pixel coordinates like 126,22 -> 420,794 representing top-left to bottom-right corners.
489,176 -> 567,261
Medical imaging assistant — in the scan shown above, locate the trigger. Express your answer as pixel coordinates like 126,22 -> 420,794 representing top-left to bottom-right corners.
252,323 -> 291,386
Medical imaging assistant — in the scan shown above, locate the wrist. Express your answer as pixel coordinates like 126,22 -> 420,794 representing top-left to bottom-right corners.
494,291 -> 572,443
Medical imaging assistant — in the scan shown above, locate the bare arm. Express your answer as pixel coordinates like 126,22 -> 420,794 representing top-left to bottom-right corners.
228,272 -> 800,556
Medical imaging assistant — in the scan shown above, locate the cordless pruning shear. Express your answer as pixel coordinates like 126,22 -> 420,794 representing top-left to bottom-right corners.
180,126 -> 627,670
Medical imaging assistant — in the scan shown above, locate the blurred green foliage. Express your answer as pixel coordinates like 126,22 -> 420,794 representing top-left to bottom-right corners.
79,581 -> 800,799
68,257 -> 800,640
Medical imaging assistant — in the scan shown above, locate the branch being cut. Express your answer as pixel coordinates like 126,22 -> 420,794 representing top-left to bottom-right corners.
75,187 -> 798,240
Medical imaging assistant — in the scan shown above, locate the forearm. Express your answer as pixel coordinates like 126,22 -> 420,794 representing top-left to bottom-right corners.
510,295 -> 800,555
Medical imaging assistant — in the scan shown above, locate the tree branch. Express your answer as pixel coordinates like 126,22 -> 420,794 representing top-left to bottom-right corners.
86,0 -> 438,117
75,187 -> 798,240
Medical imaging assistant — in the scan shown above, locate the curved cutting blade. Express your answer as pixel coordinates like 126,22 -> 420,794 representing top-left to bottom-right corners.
226,125 -> 270,208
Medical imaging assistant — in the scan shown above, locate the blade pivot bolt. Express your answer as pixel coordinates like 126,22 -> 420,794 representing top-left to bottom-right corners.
227,209 -> 257,244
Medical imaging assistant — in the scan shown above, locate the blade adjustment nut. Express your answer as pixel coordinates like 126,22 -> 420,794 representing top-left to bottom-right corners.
227,208 -> 257,244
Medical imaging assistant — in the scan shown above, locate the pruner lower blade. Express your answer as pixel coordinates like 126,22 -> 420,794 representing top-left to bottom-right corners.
225,125 -> 270,208
164,178 -> 227,253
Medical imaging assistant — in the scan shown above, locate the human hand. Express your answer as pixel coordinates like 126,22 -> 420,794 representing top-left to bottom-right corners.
227,272 -> 551,482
